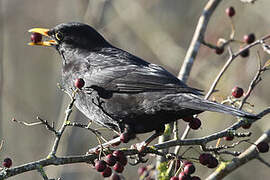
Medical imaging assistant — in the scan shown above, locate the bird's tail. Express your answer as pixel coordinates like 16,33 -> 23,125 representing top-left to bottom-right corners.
181,94 -> 258,119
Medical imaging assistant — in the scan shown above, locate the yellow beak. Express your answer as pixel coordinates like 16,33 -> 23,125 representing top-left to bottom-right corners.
28,28 -> 57,46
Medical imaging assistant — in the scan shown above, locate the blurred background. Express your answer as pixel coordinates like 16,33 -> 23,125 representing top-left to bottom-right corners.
1,0 -> 270,179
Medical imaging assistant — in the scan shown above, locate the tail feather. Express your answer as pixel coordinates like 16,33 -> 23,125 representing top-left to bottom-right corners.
181,94 -> 258,119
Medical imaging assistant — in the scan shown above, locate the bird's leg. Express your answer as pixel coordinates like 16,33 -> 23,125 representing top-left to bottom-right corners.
132,126 -> 165,152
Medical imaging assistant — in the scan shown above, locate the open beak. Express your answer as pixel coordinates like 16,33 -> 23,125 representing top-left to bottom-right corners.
28,28 -> 57,46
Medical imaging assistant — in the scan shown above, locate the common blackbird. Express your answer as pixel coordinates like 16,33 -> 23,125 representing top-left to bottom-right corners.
28,22 -> 257,145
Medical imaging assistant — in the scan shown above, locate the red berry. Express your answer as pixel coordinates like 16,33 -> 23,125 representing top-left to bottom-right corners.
74,78 -> 85,89
120,132 -> 130,143
113,150 -> 125,161
207,156 -> 218,169
256,141 -> 269,153
232,86 -> 244,98
239,48 -> 250,58
170,176 -> 179,180
179,172 -> 191,180
189,118 -> 201,130
95,160 -> 107,172
242,123 -> 252,129
182,116 -> 193,122
2,158 -> 12,168
110,173 -> 121,180
31,32 -> 42,43
113,162 -> 124,173
105,154 -> 117,166
226,6 -> 235,17
191,176 -> 201,180
215,47 -> 224,55
224,135 -> 234,141
199,153 -> 211,166
138,166 -> 147,176
101,166 -> 112,177
243,33 -> 255,44
184,164 -> 195,175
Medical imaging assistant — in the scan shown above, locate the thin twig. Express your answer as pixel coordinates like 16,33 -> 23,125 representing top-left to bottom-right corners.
12,118 -> 42,126
239,53 -> 268,110
0,140 -> 4,152
66,122 -> 109,148
202,139 -> 250,152
257,156 -> 270,167
37,165 -> 49,180
49,94 -> 76,157
36,116 -> 58,135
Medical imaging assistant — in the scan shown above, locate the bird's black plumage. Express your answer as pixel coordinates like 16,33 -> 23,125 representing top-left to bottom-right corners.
42,22 -> 257,134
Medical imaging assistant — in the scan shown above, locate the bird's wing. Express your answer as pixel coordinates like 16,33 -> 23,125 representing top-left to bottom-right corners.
84,48 -> 202,95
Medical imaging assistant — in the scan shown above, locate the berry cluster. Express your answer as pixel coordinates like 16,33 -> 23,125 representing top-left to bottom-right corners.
199,153 -> 218,169
214,6 -> 256,57
95,150 -> 127,179
182,116 -> 201,130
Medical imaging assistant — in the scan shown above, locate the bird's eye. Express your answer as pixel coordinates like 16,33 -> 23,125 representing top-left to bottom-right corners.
55,31 -> 64,41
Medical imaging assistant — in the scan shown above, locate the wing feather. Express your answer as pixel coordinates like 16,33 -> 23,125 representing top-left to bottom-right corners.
83,48 -> 202,95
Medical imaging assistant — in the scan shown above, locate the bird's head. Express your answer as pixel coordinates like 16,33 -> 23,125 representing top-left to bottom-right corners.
28,22 -> 110,51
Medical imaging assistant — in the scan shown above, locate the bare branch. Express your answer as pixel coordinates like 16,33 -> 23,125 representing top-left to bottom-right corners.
206,129 -> 270,180
37,166 -> 49,180
178,0 -> 222,82
169,0 -> 223,175
49,94 -> 76,157
257,156 -> 270,167
36,116 -> 58,135
205,34 -> 270,99
12,118 -> 42,126
0,147 -> 171,179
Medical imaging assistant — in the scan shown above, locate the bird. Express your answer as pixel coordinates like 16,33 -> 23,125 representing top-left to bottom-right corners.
28,22 -> 257,148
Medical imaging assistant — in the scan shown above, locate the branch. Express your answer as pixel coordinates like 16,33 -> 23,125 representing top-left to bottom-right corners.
178,0 -> 222,82
206,129 -> 270,180
0,147 -> 171,179
36,116 -> 57,135
205,34 -> 270,99
173,0 -> 223,149
49,93 -> 76,157
239,53 -> 268,110
154,106 -> 270,150
37,165 -> 49,180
